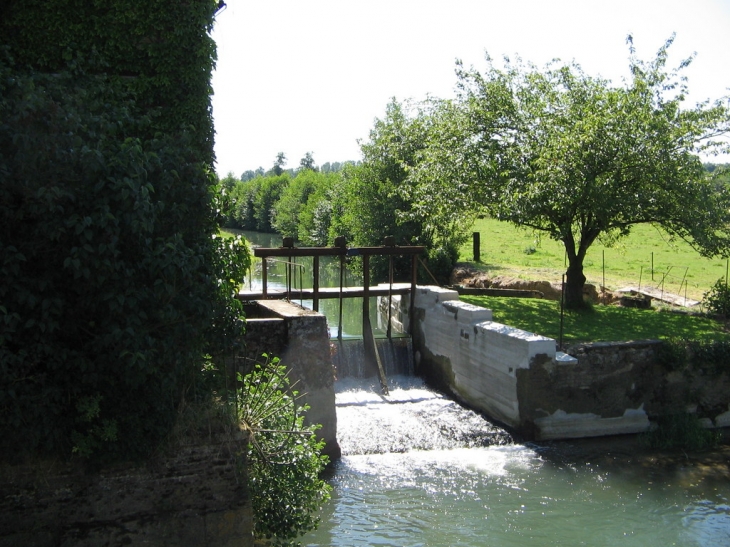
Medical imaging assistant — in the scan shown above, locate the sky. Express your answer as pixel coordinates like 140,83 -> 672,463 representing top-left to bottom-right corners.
210,0 -> 730,177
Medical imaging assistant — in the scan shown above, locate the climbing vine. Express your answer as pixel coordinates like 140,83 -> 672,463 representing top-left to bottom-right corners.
0,1 -> 241,463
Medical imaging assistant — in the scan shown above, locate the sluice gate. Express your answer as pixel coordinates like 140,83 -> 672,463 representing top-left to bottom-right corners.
237,239 -> 425,395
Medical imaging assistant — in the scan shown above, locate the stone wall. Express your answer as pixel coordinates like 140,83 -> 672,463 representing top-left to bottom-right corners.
385,286 -> 730,441
238,300 -> 340,460
0,437 -> 253,547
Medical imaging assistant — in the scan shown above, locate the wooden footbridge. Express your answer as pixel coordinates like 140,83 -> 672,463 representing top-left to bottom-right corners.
237,238 -> 426,395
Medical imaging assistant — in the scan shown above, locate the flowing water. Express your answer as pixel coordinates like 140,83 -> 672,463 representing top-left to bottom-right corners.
236,230 -> 730,546
303,375 -> 730,547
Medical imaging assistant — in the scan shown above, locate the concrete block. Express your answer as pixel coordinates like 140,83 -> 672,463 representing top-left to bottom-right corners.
534,407 -> 651,440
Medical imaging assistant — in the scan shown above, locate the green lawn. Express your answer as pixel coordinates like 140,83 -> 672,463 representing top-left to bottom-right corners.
460,219 -> 730,302
460,295 -> 729,344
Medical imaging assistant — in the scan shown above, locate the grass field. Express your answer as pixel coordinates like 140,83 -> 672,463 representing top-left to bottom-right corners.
459,218 -> 730,302
459,294 -> 729,343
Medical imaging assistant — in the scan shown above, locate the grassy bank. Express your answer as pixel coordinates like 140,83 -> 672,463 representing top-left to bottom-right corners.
460,294 -> 730,344
460,219 -> 729,301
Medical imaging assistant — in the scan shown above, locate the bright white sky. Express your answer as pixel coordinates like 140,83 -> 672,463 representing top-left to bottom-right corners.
211,0 -> 730,177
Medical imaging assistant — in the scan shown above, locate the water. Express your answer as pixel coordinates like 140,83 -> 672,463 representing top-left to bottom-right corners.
235,231 -> 730,546
303,376 -> 730,547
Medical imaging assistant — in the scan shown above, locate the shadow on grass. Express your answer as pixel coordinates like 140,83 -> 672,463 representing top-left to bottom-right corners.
460,296 -> 729,343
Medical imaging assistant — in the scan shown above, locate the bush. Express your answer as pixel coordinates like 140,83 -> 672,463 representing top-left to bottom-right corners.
703,278 -> 730,317
425,243 -> 460,285
239,358 -> 331,546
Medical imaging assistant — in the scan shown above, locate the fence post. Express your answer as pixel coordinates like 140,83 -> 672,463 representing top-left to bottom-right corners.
473,232 -> 480,262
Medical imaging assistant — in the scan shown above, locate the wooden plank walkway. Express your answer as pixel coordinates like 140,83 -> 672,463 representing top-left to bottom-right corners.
616,286 -> 700,308
237,283 -> 413,301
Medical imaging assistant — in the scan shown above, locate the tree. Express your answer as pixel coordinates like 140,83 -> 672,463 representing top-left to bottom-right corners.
331,100 -> 433,280
298,151 -> 317,172
271,152 -> 287,176
435,36 -> 730,308
271,170 -> 321,238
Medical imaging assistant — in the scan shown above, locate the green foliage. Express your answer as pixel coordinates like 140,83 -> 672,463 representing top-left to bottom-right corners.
659,338 -> 730,376
217,171 -> 241,227
272,170 -> 325,238
228,174 -> 290,232
240,358 -> 331,546
703,278 -> 730,316
425,243 -> 460,285
332,99 -> 466,281
297,176 -> 339,246
425,36 -> 730,309
642,413 -> 721,451
0,0 -> 219,164
0,40 -> 246,462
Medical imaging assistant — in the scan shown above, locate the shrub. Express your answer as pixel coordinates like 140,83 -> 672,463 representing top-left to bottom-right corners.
702,278 -> 730,317
239,357 -> 331,546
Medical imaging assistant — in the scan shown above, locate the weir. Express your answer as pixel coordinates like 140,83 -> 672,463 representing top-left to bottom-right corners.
238,240 -> 425,396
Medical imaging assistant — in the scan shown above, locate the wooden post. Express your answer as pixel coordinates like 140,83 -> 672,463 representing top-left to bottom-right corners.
473,232 -> 480,262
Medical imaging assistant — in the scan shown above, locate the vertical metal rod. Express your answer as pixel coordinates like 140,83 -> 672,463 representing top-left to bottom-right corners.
559,274 -> 565,351
262,257 -> 268,297
679,267 -> 689,306
363,254 -> 370,323
409,255 -> 417,335
651,252 -> 654,281
298,257 -> 302,306
313,256 -> 320,312
338,255 -> 344,341
387,255 -> 393,340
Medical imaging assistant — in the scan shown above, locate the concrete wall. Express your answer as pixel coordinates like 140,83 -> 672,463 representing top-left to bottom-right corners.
384,286 -> 730,441
239,301 -> 340,459
0,437 -> 253,547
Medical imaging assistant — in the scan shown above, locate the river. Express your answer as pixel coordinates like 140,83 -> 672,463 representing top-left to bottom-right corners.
303,376 -> 730,547
236,230 -> 730,547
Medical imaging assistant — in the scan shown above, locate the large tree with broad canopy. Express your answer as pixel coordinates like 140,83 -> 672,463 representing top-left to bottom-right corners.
411,36 -> 730,308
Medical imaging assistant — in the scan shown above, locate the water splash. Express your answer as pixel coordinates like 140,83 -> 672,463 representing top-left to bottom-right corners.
335,375 -> 512,456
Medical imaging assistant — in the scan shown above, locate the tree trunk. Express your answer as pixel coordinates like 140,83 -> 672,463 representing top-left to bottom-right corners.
564,258 -> 587,310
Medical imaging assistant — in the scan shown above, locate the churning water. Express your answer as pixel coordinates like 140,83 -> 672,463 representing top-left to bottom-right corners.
303,375 -> 730,547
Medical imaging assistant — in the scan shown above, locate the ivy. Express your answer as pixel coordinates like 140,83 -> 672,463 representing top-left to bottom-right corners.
0,0 -> 246,464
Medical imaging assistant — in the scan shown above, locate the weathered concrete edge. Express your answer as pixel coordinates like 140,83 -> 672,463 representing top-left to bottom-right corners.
384,286 -> 730,441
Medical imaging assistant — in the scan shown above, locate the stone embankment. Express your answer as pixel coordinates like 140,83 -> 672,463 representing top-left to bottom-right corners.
450,264 -> 622,304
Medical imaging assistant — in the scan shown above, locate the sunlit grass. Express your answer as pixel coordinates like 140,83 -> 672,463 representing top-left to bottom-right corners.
461,218 -> 729,301
460,295 -> 730,343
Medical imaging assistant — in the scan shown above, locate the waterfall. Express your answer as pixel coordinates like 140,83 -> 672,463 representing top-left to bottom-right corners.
331,336 -> 414,379
334,375 -> 513,456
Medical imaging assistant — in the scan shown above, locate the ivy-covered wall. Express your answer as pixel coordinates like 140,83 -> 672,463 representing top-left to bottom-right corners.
0,0 -> 250,464
0,0 -> 218,164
